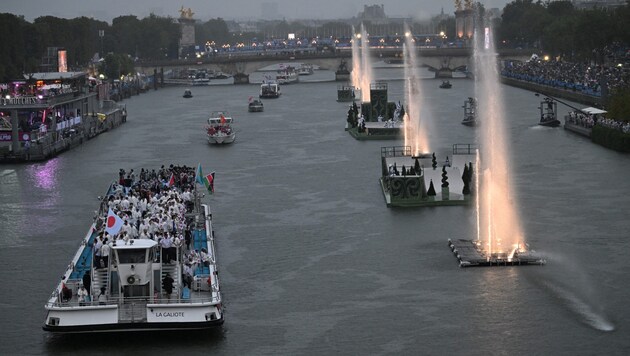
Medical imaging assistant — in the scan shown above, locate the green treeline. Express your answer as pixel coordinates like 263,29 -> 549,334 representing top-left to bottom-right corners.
1,1 -> 629,81
497,0 -> 630,61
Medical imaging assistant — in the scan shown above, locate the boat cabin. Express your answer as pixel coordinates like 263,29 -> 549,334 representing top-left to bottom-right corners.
110,239 -> 157,298
538,97 -> 560,127
207,112 -> 233,126
260,83 -> 280,98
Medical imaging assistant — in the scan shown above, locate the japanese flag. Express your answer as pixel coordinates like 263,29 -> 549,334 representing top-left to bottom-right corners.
105,208 -> 124,236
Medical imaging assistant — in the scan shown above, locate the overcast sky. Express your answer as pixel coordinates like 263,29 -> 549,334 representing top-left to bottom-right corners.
3,0 -> 512,22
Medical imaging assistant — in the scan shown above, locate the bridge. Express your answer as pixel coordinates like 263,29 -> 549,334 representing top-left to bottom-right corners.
134,48 -> 533,83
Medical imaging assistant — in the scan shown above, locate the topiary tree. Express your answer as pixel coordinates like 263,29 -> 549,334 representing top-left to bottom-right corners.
347,107 -> 356,127
427,179 -> 436,196
401,165 -> 407,176
414,158 -> 420,174
462,164 -> 470,195
432,152 -> 437,169
441,165 -> 449,188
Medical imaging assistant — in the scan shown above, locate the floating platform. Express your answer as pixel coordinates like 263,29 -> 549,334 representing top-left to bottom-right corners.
448,239 -> 546,268
380,145 -> 476,207
348,123 -> 402,140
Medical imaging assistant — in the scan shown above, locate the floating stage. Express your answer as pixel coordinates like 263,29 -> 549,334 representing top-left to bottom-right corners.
379,144 -> 477,207
347,122 -> 402,140
345,82 -> 403,140
448,239 -> 546,268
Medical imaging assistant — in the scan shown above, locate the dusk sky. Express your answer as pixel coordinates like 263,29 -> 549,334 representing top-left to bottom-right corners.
3,0 -> 512,22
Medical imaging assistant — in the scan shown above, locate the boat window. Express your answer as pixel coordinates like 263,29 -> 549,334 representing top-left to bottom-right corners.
117,249 -> 147,264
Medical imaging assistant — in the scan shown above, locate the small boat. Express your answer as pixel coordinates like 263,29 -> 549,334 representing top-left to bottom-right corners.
538,97 -> 560,127
206,111 -> 235,144
210,71 -> 231,80
260,82 -> 281,99
461,97 -> 477,126
439,80 -> 452,89
248,99 -> 264,112
337,85 -> 356,102
43,168 -> 224,333
297,64 -> 314,76
183,89 -> 193,98
276,66 -> 299,84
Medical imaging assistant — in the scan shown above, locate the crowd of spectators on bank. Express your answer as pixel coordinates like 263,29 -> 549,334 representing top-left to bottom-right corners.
501,57 -> 628,97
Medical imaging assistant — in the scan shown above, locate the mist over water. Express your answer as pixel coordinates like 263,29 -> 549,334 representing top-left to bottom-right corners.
474,26 -> 524,256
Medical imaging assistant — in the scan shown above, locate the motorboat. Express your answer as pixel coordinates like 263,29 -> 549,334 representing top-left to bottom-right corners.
260,83 -> 281,99
206,111 -> 235,144
461,97 -> 477,126
439,80 -> 452,89
183,89 -> 193,98
248,99 -> 264,112
538,97 -> 561,127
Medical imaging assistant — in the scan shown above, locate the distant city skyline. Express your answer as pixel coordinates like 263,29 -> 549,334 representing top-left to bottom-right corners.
3,0 -> 513,23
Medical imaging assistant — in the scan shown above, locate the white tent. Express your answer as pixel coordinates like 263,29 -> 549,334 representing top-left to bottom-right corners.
581,107 -> 607,115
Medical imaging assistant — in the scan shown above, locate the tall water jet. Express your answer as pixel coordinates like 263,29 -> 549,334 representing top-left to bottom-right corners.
474,25 -> 525,257
350,26 -> 362,94
359,24 -> 373,102
402,30 -> 431,155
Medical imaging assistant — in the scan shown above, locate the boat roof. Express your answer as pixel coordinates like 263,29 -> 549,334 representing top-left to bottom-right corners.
110,239 -> 157,249
581,107 -> 607,115
24,72 -> 87,80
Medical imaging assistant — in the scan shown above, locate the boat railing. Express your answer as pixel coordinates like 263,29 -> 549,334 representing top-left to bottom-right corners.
46,294 -> 221,308
452,143 -> 478,155
381,146 -> 411,158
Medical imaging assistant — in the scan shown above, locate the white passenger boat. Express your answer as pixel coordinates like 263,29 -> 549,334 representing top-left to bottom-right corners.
297,64 -> 314,76
206,111 -> 235,144
43,168 -> 224,332
276,66 -> 299,84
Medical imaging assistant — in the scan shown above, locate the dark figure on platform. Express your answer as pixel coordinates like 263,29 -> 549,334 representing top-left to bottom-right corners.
162,273 -> 174,299
82,271 -> 91,296
61,283 -> 73,302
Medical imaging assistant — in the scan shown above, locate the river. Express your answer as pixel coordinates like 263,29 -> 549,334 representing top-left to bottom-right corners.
1,64 -> 629,355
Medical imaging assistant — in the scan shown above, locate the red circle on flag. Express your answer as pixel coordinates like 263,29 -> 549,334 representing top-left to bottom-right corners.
107,216 -> 116,228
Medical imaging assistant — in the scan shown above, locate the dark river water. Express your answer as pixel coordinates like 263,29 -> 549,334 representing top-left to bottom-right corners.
1,65 -> 629,355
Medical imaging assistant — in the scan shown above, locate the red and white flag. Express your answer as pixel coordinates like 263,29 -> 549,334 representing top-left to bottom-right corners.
168,173 -> 175,187
105,208 -> 124,236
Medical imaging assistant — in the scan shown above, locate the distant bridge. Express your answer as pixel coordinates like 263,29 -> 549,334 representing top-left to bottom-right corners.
134,48 -> 533,83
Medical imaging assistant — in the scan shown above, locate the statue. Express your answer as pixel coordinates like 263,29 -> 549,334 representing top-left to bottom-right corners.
179,6 -> 194,19
455,0 -> 463,11
464,0 -> 473,10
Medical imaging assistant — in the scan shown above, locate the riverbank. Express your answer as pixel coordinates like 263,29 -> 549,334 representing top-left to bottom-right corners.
500,76 -> 603,107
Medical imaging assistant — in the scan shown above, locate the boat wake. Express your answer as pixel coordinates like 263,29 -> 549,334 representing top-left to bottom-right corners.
528,252 -> 614,332
541,280 -> 614,331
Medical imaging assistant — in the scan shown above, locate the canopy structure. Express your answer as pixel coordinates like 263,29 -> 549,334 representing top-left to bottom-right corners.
581,107 -> 607,115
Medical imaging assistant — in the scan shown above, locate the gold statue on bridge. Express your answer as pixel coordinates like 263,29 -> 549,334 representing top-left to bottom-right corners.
464,0 -> 473,10
455,0 -> 463,11
179,6 -> 194,19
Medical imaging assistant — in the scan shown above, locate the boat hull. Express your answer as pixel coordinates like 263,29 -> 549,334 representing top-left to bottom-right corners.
43,318 -> 224,333
248,106 -> 264,112
208,133 -> 236,144
539,120 -> 561,127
